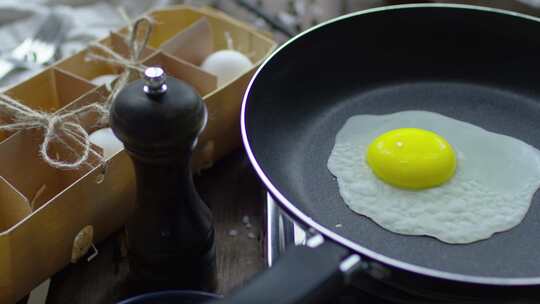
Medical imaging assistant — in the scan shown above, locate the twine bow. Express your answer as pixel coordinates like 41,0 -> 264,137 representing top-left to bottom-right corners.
0,94 -> 107,169
0,12 -> 153,170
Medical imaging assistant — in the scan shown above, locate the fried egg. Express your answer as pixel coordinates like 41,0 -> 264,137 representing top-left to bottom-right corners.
327,111 -> 540,244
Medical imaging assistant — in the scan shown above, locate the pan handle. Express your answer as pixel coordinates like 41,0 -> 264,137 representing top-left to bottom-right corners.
210,235 -> 363,304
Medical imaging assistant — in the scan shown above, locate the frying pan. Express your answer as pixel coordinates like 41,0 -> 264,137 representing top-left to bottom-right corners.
216,4 -> 540,303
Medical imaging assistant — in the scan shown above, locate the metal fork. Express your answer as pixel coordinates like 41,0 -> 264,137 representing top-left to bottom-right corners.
0,13 -> 66,80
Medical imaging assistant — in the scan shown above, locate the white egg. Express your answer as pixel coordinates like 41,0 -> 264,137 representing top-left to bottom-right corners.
89,128 -> 124,159
327,111 -> 540,244
90,74 -> 118,86
200,50 -> 252,86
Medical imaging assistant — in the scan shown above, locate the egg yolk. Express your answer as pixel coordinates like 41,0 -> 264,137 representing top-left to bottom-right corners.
366,128 -> 457,190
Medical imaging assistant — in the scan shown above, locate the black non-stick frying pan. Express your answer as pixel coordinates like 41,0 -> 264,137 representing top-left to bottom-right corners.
215,4 -> 540,304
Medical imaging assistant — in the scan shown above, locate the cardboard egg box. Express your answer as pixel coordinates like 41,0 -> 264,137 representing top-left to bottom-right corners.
0,5 -> 276,303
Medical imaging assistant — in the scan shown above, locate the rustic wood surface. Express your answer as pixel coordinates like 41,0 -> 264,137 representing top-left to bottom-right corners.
43,151 -> 266,303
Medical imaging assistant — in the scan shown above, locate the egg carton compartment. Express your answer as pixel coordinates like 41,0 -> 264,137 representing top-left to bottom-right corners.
130,8 -> 204,49
0,177 -> 31,301
0,83 -> 110,239
4,68 -> 96,113
0,68 -> 96,143
0,177 -> 31,233
160,17 -> 213,66
0,86 -> 114,211
56,33 -> 157,87
157,13 -> 269,88
59,85 -> 129,161
142,51 -> 217,97
59,85 -> 111,132
147,5 -> 273,66
0,129 -> 102,211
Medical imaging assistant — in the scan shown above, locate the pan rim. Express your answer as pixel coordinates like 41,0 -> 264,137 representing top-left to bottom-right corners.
241,3 -> 540,286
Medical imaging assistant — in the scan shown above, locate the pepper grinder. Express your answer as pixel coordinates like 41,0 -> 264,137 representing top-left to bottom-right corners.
111,67 -> 217,293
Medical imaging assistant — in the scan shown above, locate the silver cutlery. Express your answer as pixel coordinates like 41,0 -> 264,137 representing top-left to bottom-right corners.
0,13 -> 66,81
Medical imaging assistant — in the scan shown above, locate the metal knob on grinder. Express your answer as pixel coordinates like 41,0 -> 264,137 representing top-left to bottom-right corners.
111,67 -> 217,294
143,67 -> 168,95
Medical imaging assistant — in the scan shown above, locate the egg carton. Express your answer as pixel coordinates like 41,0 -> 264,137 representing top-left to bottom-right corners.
0,5 -> 276,303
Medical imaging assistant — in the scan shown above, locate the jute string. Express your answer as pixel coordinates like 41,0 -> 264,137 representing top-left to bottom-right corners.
86,12 -> 153,121
0,13 -> 153,170
0,95 -> 107,169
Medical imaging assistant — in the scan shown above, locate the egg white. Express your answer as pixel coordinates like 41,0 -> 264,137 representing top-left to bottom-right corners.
327,111 -> 540,244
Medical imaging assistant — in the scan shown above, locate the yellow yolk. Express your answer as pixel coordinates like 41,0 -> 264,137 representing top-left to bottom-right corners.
366,128 -> 457,190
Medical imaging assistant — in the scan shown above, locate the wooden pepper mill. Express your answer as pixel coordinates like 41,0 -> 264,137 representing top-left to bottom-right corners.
111,67 -> 217,293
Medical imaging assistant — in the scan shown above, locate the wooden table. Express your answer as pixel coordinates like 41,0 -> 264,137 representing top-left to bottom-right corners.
42,151 -> 267,303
